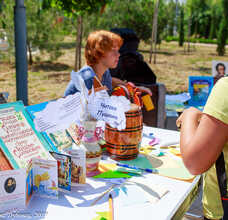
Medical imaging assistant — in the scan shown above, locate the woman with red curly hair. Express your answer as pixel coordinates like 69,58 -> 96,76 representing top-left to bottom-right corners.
65,30 -> 124,96
64,30 -> 152,96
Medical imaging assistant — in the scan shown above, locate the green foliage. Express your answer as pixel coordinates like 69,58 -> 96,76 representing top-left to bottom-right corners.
42,0 -> 110,16
26,1 -> 66,63
217,18 -> 228,56
83,0 -> 154,41
166,0 -> 176,36
179,6 -> 184,46
83,0 -> 169,43
165,36 -> 223,44
0,1 -> 15,62
185,0 -> 221,38
0,1 -> 67,64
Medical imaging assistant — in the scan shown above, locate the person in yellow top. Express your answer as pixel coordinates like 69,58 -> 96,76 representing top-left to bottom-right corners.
176,77 -> 228,220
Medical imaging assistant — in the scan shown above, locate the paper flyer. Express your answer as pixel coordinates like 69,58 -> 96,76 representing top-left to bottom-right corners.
33,93 -> 83,133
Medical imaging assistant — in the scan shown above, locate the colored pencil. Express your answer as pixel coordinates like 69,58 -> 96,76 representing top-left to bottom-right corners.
109,194 -> 114,220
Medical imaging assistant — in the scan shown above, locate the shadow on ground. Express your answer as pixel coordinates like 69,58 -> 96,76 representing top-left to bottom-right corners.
139,49 -> 174,56
31,61 -> 71,72
192,66 -> 211,73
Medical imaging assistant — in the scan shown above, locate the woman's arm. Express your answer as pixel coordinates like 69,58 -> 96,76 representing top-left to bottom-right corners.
177,107 -> 228,175
111,77 -> 152,96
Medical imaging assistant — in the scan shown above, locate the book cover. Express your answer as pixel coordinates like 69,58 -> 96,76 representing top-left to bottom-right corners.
49,151 -> 71,191
0,168 -> 26,213
26,102 -> 77,152
0,101 -> 53,169
66,123 -> 81,145
188,76 -> 214,106
32,158 -> 58,199
64,148 -> 86,185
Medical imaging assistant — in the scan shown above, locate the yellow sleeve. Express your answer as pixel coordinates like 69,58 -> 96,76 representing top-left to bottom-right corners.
203,77 -> 228,125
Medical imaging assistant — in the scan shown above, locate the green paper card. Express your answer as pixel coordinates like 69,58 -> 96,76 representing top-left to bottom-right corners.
93,170 -> 131,178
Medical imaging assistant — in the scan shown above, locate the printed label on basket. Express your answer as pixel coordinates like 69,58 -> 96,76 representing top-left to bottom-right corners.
88,91 -> 131,130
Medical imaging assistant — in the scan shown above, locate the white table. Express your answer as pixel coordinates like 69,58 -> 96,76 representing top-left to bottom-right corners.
7,127 -> 200,220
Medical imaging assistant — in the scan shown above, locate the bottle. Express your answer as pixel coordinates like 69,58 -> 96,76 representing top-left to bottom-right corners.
80,112 -> 102,177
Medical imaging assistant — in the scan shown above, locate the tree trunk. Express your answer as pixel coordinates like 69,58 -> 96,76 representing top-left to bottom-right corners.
75,15 -> 83,71
217,0 -> 228,56
187,15 -> 192,53
178,6 -> 184,47
149,0 -> 159,64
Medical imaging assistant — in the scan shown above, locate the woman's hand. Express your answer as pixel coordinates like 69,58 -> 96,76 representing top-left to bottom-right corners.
136,86 -> 152,96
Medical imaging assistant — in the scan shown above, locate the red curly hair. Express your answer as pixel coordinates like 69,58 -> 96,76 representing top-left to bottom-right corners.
85,30 -> 123,66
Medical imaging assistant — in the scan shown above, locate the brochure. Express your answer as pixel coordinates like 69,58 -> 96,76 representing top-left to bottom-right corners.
49,151 -> 71,191
0,169 -> 26,213
32,158 -> 58,199
64,148 -> 86,185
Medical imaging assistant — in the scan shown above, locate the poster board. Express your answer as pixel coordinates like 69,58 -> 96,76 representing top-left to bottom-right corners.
188,76 -> 214,106
212,60 -> 228,77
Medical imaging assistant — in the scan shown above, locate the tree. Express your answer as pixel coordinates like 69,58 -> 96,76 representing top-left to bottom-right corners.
167,0 -> 176,36
83,0 -> 155,42
0,1 -> 15,62
186,0 -> 211,38
217,0 -> 228,56
42,0 -> 110,70
179,6 -> 184,46
0,1 -> 66,64
26,1 -> 66,64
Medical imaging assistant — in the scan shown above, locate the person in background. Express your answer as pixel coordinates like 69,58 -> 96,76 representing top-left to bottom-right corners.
176,77 -> 228,220
214,63 -> 227,84
64,30 -> 151,97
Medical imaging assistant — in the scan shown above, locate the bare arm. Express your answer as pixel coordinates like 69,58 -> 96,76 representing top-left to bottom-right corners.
112,77 -> 127,88
112,77 -> 152,96
177,107 -> 228,175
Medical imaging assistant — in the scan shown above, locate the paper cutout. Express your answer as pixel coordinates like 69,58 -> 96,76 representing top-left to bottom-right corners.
92,211 -> 108,220
129,177 -> 169,203
93,170 -> 131,179
119,154 -> 154,170
146,154 -> 194,181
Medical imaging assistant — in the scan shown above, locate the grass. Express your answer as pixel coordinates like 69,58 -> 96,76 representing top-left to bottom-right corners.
0,39 -> 228,105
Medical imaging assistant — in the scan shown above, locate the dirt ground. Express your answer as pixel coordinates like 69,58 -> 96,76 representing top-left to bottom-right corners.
0,41 -> 227,105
